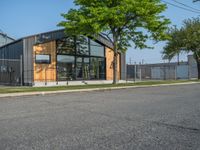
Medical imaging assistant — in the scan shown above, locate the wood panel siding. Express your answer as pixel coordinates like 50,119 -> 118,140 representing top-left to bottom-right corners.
105,47 -> 121,80
33,41 -> 56,82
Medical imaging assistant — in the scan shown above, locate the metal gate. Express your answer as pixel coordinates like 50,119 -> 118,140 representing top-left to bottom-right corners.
0,58 -> 22,85
176,65 -> 189,79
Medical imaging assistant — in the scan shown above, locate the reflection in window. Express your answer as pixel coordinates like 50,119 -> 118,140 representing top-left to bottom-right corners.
76,36 -> 89,55
57,55 -> 75,81
76,57 -> 90,80
90,57 -> 105,80
57,37 -> 75,54
35,54 -> 51,64
56,36 -> 106,81
90,39 -> 104,57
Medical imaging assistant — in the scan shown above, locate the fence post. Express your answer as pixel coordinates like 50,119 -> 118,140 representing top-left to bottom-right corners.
134,62 -> 136,83
188,63 -> 190,80
56,68 -> 58,85
9,69 -> 11,85
175,65 -> 177,80
20,55 -> 23,86
126,67 -> 128,83
45,68 -> 47,85
66,72 -> 69,86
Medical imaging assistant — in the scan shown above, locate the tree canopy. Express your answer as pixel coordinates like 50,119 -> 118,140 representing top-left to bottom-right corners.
163,17 -> 200,79
59,0 -> 170,83
162,27 -> 185,60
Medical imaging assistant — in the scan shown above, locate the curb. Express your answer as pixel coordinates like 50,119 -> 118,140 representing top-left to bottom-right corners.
0,82 -> 199,98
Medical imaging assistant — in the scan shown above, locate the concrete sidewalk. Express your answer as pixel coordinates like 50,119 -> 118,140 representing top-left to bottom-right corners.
0,81 -> 199,98
33,80 -> 129,87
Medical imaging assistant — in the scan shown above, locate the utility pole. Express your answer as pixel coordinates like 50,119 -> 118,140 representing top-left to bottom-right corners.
142,59 -> 144,64
177,53 -> 180,65
139,62 -> 142,81
20,55 -> 23,86
129,57 -> 132,65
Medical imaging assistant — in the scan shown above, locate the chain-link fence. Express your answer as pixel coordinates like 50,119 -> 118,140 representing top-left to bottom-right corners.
2,59 -> 197,86
126,63 -> 193,82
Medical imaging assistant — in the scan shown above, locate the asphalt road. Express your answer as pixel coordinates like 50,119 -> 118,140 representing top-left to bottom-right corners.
0,84 -> 200,150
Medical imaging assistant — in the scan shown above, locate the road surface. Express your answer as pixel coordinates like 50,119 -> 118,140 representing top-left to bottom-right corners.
0,84 -> 200,149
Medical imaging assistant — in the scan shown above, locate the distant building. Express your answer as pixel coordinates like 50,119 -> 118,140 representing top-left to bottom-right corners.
127,55 -> 198,80
0,32 -> 15,47
127,62 -> 189,80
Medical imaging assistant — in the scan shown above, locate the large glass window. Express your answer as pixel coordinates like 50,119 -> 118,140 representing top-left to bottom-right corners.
57,37 -> 75,55
76,36 -> 89,55
56,36 -> 106,81
57,55 -> 75,81
90,39 -> 104,57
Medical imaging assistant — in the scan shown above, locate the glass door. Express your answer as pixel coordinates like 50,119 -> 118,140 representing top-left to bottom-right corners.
57,55 -> 75,81
90,57 -> 105,80
76,57 -> 90,80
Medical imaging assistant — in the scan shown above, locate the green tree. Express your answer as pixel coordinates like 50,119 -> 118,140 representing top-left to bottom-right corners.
163,17 -> 200,79
59,0 -> 170,84
162,26 -> 184,61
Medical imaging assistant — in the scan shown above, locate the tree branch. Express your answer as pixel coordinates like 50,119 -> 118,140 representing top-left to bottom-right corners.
100,32 -> 114,44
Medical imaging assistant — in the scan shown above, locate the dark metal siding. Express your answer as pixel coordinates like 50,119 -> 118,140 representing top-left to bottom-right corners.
0,40 -> 23,59
0,59 -> 21,85
34,30 -> 65,44
23,37 -> 35,85
0,40 -> 23,85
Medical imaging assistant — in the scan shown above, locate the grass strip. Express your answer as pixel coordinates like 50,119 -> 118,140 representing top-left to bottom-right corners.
0,80 -> 199,94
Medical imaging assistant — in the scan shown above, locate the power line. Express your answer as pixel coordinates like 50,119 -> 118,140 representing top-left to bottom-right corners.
161,0 -> 200,14
172,0 -> 200,12
162,0 -> 200,14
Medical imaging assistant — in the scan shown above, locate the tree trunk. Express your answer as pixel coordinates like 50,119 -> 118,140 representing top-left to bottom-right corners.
194,53 -> 200,80
113,51 -> 118,84
113,42 -> 118,84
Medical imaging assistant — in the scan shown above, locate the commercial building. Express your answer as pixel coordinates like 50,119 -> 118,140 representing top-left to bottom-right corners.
0,29 -> 126,86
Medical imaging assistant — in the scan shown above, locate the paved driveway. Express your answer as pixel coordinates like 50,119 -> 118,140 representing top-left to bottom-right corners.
0,84 -> 200,150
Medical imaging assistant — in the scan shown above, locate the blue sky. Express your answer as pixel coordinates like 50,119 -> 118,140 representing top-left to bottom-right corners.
0,0 -> 200,64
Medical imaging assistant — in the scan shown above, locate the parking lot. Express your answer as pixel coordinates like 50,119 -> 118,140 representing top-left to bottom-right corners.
0,84 -> 200,149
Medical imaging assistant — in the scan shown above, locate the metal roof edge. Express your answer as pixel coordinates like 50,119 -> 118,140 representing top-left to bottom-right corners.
0,28 -> 114,50
0,39 -> 23,49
